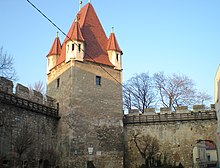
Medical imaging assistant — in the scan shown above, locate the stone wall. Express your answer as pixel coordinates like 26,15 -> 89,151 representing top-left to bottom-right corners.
124,107 -> 217,168
0,77 -> 59,168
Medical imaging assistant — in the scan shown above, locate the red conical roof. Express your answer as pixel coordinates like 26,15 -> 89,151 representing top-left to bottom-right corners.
47,36 -> 61,56
56,3 -> 114,67
107,33 -> 122,52
67,18 -> 84,42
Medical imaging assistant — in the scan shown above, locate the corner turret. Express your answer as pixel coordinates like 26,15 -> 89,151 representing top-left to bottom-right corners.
65,16 -> 85,62
107,28 -> 123,70
47,33 -> 61,74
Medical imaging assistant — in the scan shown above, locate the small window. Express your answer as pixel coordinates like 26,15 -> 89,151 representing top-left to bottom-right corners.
78,44 -> 81,52
57,78 -> 60,88
5,87 -> 9,93
96,76 -> 101,86
67,45 -> 69,52
0,84 -> 2,91
57,103 -> 59,111
72,44 -> 74,51
116,54 -> 119,61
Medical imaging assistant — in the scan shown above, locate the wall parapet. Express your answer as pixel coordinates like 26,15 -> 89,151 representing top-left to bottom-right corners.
0,77 -> 59,119
123,111 -> 217,125
0,90 -> 59,119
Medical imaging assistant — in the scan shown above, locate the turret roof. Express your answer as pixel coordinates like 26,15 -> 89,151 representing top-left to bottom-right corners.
56,3 -> 115,67
47,36 -> 61,56
107,32 -> 122,52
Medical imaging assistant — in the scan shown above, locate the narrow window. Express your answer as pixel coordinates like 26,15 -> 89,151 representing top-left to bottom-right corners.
0,84 -> 2,91
78,44 -> 81,52
116,54 -> 119,61
57,78 -> 60,88
72,44 -> 74,51
57,103 -> 59,111
67,45 -> 69,52
96,76 -> 101,86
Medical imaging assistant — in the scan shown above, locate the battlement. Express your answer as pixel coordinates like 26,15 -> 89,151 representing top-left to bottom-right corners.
125,105 -> 217,124
0,77 -> 59,118
128,104 -> 215,116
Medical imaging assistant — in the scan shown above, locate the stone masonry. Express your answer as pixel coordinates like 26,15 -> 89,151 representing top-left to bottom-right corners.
0,77 -> 59,168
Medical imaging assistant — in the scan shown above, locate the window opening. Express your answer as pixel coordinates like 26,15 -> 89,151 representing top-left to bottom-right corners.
96,76 -> 101,86
57,78 -> 60,88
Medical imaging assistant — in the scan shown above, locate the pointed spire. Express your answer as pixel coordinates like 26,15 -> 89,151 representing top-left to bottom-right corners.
56,31 -> 59,38
47,33 -> 62,56
107,29 -> 122,52
68,21 -> 84,42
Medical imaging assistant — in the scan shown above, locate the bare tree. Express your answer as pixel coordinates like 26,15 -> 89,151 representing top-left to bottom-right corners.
154,72 -> 199,110
123,73 -> 156,113
29,80 -> 45,94
196,91 -> 212,105
12,123 -> 35,167
0,46 -> 17,81
131,132 -> 160,168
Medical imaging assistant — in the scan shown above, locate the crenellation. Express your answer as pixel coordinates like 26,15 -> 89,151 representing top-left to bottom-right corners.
128,109 -> 140,115
193,104 -> 205,112
31,89 -> 43,104
16,83 -> 29,100
175,106 -> 189,113
45,95 -> 57,108
0,77 -> 13,94
144,108 -> 156,115
160,107 -> 172,114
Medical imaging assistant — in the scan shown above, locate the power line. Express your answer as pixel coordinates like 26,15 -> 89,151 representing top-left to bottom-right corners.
26,0 -> 125,89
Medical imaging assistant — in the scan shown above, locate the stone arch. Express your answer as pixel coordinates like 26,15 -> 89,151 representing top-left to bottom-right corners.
193,139 -> 217,168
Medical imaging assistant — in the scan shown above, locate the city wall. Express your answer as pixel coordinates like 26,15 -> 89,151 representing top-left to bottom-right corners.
0,77 -> 60,168
124,105 -> 217,168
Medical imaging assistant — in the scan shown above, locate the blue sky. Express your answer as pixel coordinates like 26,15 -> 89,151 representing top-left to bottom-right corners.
0,0 -> 219,102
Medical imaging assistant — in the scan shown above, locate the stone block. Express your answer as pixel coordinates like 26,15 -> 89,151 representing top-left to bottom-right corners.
144,108 -> 156,115
16,83 -> 29,100
193,105 -> 205,112
176,106 -> 189,113
128,109 -> 140,115
32,90 -> 43,104
0,77 -> 13,94
160,107 -> 171,114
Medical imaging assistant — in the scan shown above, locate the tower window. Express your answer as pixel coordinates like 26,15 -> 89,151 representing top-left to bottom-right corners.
57,78 -> 60,88
116,54 -> 119,61
67,45 -> 69,52
78,44 -> 81,52
72,44 -> 74,51
96,76 -> 101,86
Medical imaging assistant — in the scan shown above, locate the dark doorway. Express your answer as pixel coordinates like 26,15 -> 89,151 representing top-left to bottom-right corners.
87,161 -> 96,168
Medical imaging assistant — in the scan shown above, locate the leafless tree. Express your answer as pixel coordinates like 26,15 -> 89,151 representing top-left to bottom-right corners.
12,123 -> 35,167
123,73 -> 156,113
196,91 -> 212,105
131,132 -> 160,168
29,80 -> 45,94
153,72 -> 206,110
0,46 -> 18,81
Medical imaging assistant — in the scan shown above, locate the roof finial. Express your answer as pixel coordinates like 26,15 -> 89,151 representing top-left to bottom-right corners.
88,0 -> 91,3
79,0 -> 83,11
56,32 -> 59,38
75,14 -> 79,22
111,26 -> 114,33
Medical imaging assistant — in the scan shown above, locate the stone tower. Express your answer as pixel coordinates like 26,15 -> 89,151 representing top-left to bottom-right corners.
46,2 -> 124,168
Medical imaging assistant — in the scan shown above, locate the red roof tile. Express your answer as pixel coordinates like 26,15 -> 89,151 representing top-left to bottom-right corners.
56,3 -> 115,67
47,36 -> 61,56
107,33 -> 122,52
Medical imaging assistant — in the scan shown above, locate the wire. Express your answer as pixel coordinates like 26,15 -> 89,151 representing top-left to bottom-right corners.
26,0 -> 125,88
